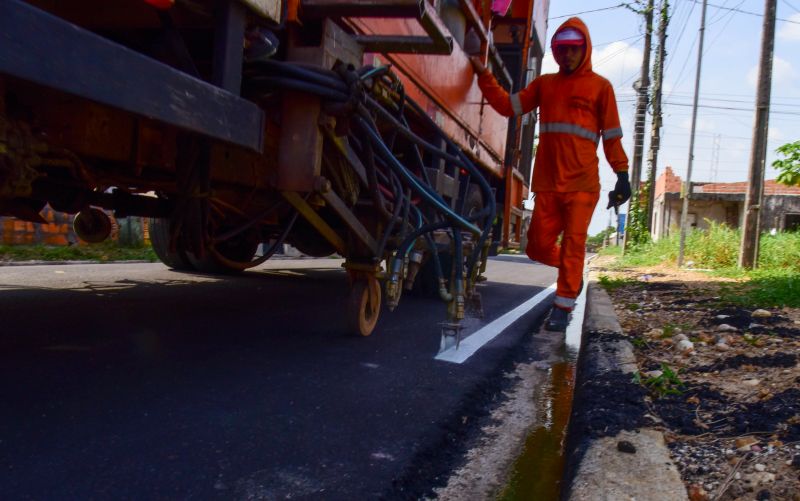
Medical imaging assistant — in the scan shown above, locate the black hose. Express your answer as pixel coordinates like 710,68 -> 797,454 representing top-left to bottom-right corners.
244,77 -> 349,101
356,107 -> 465,222
355,116 -> 480,235
375,172 -> 405,259
245,60 -> 348,92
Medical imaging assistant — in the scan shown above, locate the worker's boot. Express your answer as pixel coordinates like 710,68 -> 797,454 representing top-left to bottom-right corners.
545,305 -> 571,332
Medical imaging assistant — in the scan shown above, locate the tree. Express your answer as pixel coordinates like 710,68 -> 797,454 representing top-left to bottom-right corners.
773,140 -> 800,187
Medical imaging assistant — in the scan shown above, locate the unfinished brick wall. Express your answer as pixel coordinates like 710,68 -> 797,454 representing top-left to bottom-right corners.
1,206 -> 81,245
697,180 -> 800,196
654,166 -> 683,198
0,207 -> 149,246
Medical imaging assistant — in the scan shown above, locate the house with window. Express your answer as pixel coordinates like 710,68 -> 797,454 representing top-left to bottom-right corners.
652,167 -> 800,240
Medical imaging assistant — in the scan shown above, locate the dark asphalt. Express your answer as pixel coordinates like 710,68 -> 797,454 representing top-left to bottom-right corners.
0,257 -> 556,499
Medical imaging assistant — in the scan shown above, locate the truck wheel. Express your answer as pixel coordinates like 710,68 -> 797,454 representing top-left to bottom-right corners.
148,217 -> 194,270
186,230 -> 260,274
346,277 -> 381,337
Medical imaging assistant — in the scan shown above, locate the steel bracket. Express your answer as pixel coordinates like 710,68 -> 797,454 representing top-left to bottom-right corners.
300,0 -> 453,55
0,0 -> 264,152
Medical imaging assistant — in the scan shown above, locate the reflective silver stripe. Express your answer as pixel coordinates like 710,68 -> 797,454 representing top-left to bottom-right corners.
510,93 -> 523,116
554,295 -> 576,309
602,127 -> 623,140
539,122 -> 600,142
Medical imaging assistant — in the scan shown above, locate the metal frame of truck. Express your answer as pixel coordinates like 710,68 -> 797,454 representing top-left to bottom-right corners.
0,0 -> 548,339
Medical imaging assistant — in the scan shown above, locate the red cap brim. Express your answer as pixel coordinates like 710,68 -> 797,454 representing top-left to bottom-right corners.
552,39 -> 585,47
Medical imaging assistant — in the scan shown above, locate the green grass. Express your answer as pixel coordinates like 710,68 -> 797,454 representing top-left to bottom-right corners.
609,223 -> 800,308
597,274 -> 635,291
721,268 -> 799,308
0,242 -> 158,263
620,223 -> 800,272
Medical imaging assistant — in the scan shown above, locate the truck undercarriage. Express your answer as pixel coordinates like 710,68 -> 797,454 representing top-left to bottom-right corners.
0,0 -> 540,340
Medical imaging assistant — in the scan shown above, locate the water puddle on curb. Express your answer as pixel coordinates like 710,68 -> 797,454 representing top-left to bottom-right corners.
499,312 -> 583,500
498,358 -> 576,500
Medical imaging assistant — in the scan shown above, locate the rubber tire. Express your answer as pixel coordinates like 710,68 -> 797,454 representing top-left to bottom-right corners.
346,278 -> 382,337
148,217 -> 194,270
185,231 -> 260,274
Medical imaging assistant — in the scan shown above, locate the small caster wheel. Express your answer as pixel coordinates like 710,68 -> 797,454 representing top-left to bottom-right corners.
347,277 -> 382,337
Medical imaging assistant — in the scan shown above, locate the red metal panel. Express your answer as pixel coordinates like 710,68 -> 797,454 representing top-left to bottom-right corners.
350,17 -> 507,178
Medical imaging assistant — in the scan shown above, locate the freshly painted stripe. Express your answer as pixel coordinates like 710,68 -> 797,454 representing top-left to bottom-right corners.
510,93 -> 523,116
435,284 -> 556,364
565,275 -> 589,350
540,122 -> 599,142
602,127 -> 623,140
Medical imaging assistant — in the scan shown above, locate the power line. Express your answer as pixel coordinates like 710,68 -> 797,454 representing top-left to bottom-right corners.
593,34 -> 645,47
703,1 -> 744,55
594,37 -> 644,67
663,92 -> 800,105
548,3 -> 629,20
664,100 -> 800,115
782,0 -> 800,13
665,0 -> 697,75
692,0 -> 800,24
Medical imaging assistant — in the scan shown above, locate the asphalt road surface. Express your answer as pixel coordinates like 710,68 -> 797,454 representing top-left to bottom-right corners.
0,255 -> 557,499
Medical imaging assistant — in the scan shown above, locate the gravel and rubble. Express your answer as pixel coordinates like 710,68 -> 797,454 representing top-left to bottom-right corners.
592,257 -> 800,501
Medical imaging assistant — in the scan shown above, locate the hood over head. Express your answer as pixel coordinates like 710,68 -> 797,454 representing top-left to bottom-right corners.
550,17 -> 592,74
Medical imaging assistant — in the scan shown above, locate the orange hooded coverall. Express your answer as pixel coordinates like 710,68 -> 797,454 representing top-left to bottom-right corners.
477,17 -> 629,310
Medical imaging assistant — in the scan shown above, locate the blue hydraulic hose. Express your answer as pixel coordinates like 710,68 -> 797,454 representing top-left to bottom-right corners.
355,116 -> 481,236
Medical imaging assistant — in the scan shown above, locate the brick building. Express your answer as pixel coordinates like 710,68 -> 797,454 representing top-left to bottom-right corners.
652,167 -> 800,240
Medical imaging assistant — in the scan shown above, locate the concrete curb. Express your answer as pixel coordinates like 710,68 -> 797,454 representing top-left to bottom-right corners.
562,281 -> 688,501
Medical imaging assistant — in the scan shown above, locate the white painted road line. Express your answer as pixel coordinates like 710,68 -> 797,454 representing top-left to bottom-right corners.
435,284 -> 557,364
565,274 -> 589,351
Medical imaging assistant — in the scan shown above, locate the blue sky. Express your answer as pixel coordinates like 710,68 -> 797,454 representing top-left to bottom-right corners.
538,0 -> 800,235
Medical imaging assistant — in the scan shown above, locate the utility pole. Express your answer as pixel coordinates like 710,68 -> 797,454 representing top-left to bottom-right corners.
677,0 -> 708,267
739,0 -> 777,269
645,0 -> 669,233
623,0 -> 654,252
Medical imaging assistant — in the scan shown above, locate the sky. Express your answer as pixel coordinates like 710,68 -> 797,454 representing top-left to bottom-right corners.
537,0 -> 800,235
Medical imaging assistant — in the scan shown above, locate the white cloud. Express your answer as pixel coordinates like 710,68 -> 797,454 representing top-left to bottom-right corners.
680,117 -> 717,133
746,56 -> 797,89
778,13 -> 800,41
539,41 -> 643,90
541,52 -> 558,74
593,42 -> 643,88
768,126 -> 785,143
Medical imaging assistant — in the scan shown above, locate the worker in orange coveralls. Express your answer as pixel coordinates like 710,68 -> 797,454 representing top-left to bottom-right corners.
471,17 -> 631,331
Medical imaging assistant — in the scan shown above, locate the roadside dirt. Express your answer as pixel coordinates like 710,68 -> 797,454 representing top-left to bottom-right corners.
591,256 -> 800,501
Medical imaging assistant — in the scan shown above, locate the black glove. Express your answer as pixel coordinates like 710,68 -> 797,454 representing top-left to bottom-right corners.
607,171 -> 631,209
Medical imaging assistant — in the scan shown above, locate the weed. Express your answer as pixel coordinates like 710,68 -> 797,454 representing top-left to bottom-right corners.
598,274 -> 633,291
633,363 -> 686,398
631,337 -> 647,348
